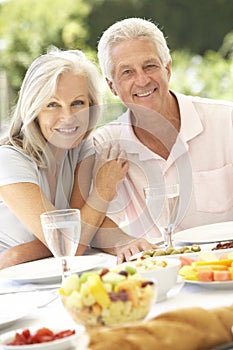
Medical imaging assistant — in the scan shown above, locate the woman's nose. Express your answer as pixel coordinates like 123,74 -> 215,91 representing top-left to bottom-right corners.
60,108 -> 75,123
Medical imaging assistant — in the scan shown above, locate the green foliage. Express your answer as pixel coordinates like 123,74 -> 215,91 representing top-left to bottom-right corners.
0,0 -> 91,91
86,0 -> 233,55
171,41 -> 233,101
0,0 -> 232,130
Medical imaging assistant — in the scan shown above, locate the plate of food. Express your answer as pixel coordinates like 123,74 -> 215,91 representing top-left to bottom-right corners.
0,255 -> 109,284
179,250 -> 233,289
183,279 -> 233,290
0,326 -> 88,350
173,221 -> 233,244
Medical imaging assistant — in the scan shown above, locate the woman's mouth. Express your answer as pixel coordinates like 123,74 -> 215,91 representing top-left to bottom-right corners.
55,126 -> 79,134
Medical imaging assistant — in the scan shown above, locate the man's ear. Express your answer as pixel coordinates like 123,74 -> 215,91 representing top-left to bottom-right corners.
106,78 -> 118,96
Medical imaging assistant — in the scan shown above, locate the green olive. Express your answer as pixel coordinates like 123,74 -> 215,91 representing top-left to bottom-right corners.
153,250 -> 166,256
170,249 -> 180,255
166,247 -> 174,255
191,244 -> 201,252
143,250 -> 154,257
179,246 -> 190,253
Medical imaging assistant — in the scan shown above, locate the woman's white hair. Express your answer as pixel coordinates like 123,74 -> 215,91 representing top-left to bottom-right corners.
1,47 -> 102,167
97,17 -> 171,80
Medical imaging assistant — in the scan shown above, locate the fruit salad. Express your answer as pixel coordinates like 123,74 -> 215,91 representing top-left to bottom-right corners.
179,252 -> 233,282
59,268 -> 156,327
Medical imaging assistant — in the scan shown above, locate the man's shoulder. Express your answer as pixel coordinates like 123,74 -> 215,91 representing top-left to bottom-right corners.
184,93 -> 233,109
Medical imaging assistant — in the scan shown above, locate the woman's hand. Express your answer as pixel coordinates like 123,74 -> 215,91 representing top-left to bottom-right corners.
93,144 -> 129,202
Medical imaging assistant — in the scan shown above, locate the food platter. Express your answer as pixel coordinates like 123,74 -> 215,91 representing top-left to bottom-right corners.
184,279 -> 233,290
0,326 -> 88,350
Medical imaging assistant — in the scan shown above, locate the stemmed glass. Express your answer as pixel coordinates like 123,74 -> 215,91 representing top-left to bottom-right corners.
144,184 -> 179,248
40,209 -> 81,282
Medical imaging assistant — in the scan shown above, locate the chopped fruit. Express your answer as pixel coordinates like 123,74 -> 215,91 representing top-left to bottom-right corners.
61,274 -> 80,296
198,269 -> 213,282
179,256 -> 196,267
179,251 -> 233,283
101,271 -> 126,287
179,265 -> 198,281
59,268 -> 155,327
213,270 -> 231,281
197,252 -> 218,261
88,274 -> 111,308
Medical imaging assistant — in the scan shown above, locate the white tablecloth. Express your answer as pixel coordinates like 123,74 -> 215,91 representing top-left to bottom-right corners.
0,249 -> 232,348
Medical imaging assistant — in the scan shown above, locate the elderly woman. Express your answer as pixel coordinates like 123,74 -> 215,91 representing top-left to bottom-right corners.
0,47 -> 129,269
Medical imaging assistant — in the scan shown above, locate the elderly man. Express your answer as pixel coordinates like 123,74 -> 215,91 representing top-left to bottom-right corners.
91,17 -> 233,259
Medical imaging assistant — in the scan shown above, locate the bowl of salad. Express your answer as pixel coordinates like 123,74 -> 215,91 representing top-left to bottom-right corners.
59,268 -> 156,328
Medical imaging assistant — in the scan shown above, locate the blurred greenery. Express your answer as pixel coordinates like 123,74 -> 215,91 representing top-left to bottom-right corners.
0,0 -> 232,129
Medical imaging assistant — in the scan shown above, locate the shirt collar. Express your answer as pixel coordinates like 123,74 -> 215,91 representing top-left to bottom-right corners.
174,90 -> 203,142
115,91 -> 204,161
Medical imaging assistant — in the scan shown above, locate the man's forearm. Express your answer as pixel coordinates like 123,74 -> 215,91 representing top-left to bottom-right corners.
90,217 -> 135,254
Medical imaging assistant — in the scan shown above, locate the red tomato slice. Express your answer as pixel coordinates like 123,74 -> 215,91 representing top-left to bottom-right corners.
7,327 -> 76,345
31,328 -> 54,343
54,329 -> 76,339
7,332 -> 27,345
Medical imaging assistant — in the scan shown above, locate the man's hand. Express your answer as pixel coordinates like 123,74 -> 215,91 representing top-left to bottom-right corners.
116,238 -> 159,264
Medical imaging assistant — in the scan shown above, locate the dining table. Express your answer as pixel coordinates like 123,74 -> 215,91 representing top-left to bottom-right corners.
0,240 -> 232,350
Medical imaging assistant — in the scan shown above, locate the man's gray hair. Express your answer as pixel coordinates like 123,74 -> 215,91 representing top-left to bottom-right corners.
97,17 -> 171,80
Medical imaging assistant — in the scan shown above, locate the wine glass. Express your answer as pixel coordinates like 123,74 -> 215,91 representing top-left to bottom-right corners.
144,184 -> 179,248
40,208 -> 81,282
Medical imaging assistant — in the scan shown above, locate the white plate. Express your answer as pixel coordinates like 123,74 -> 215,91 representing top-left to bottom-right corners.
174,221 -> 233,244
0,255 -> 108,284
0,326 -> 88,350
184,279 -> 233,290
0,308 -> 28,330
130,246 -> 233,262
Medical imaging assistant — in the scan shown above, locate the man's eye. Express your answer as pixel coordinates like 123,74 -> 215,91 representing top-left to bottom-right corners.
47,102 -> 58,108
122,70 -> 132,76
145,64 -> 159,70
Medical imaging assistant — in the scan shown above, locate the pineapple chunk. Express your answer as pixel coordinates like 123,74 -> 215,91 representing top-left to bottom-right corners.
60,274 -> 80,295
88,274 -> 111,308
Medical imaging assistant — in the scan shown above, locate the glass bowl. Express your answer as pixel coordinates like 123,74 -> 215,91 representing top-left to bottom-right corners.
59,268 -> 157,328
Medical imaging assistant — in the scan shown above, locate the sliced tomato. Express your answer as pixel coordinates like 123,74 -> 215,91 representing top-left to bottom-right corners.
54,329 -> 75,339
7,332 -> 27,345
31,327 -> 54,343
7,327 -> 75,345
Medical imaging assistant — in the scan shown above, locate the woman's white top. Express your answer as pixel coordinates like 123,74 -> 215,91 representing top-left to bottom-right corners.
0,138 -> 94,252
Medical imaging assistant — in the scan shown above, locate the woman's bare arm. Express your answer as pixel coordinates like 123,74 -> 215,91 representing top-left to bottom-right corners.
0,239 -> 52,269
0,182 -> 56,268
70,146 -> 129,255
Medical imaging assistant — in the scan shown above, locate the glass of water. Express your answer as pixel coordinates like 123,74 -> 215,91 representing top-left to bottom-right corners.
144,184 -> 179,247
40,209 -> 81,282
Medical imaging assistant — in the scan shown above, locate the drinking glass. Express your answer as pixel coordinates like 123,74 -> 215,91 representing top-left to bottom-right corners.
144,184 -> 179,247
40,209 -> 81,282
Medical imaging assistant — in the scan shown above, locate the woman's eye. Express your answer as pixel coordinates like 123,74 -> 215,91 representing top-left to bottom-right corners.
72,100 -> 84,106
47,102 -> 58,108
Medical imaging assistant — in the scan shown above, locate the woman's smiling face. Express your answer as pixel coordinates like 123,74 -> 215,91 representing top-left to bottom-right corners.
37,70 -> 90,150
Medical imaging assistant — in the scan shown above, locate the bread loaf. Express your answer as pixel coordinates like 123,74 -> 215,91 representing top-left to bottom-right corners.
88,306 -> 233,350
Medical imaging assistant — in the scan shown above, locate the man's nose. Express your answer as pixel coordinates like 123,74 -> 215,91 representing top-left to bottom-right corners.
135,69 -> 150,86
